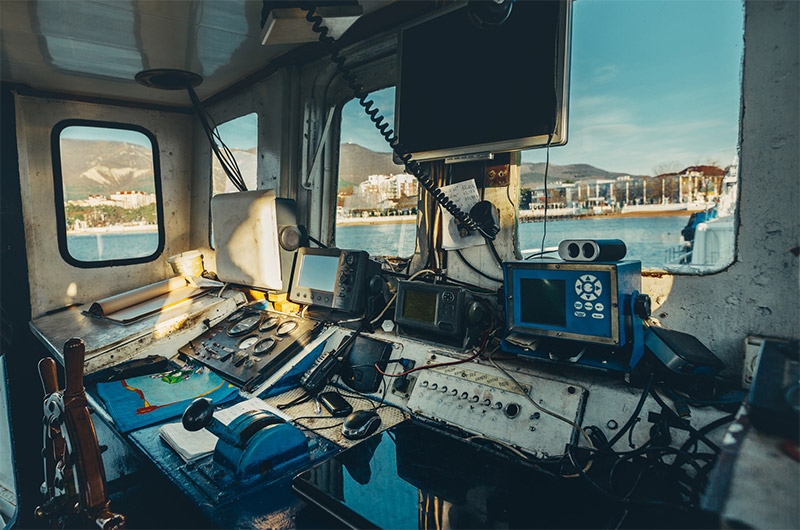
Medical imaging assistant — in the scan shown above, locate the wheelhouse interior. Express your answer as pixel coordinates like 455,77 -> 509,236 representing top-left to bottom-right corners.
0,0 -> 797,529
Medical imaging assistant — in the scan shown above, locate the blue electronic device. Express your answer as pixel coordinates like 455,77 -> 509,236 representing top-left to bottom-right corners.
502,260 -> 646,372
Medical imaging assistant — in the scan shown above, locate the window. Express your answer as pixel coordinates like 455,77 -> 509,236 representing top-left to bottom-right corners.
210,113 -> 258,247
52,121 -> 164,267
519,0 -> 743,272
336,87 -> 417,257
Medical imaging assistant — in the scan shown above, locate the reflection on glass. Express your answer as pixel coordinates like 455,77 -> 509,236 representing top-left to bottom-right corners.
336,87 -> 417,258
60,126 -> 158,262
298,255 -> 339,292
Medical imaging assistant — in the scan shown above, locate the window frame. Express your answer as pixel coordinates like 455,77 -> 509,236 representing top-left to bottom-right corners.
51,119 -> 165,268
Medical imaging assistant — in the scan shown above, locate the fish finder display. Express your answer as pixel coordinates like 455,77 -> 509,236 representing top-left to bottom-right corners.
297,254 -> 339,292
403,288 -> 437,323
520,278 -> 566,327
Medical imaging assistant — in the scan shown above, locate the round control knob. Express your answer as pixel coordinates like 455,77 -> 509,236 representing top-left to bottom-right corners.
431,383 -> 438,390
494,402 -> 503,410
345,254 -> 355,266
182,398 -> 214,432
442,291 -> 455,304
450,389 -> 458,396
421,381 -> 429,387
441,386 -> 448,393
461,392 -> 468,399
483,399 -> 491,406
471,395 -> 479,403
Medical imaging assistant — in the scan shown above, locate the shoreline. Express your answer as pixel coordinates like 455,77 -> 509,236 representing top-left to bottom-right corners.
67,225 -> 158,235
336,208 -> 698,227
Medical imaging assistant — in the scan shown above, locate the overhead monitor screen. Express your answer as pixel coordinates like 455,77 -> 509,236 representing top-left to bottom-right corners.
297,254 -> 340,292
519,278 -> 566,327
402,289 -> 437,323
397,0 -> 569,160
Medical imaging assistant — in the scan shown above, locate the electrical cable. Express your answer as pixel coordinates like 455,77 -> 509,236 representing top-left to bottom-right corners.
649,387 -> 720,453
302,6 -> 492,238
186,85 -> 247,192
454,249 -> 503,283
487,239 -> 504,267
679,413 -> 735,454
307,234 -> 327,248
606,374 -> 655,450
375,334 -> 488,378
525,138 -> 553,260
487,349 -> 595,452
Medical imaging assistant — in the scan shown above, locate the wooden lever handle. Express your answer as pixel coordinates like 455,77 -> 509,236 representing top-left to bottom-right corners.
38,357 -> 59,395
63,337 -> 86,398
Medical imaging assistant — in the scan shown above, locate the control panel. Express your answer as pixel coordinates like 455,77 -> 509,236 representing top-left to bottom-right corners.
406,354 -> 587,458
179,307 -> 322,390
394,281 -> 467,338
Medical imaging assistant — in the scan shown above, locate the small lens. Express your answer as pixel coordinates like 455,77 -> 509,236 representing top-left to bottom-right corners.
582,243 -> 595,259
568,243 -> 580,258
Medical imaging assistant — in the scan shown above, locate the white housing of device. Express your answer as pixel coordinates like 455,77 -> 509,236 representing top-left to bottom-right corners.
212,190 -> 283,291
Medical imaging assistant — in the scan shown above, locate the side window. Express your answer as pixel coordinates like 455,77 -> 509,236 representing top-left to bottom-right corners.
53,121 -> 164,267
210,112 -> 258,247
519,0 -> 743,272
336,87 -> 417,257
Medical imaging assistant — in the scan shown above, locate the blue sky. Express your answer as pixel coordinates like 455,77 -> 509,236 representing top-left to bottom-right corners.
342,0 -> 744,176
215,112 -> 258,150
61,126 -> 153,147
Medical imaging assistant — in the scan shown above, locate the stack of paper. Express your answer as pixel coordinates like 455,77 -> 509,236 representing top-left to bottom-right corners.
158,398 -> 292,462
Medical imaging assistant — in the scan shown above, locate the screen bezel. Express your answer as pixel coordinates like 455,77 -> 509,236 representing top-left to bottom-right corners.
505,261 -> 621,346
395,0 -> 572,162
288,247 -> 342,307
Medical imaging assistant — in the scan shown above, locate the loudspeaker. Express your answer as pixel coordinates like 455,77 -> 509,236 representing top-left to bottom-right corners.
558,239 -> 627,262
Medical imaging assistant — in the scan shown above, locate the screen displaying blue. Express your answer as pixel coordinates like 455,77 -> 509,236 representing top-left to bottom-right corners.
298,254 -> 339,292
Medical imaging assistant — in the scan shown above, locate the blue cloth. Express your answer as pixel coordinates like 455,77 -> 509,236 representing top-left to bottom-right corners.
97,365 -> 238,433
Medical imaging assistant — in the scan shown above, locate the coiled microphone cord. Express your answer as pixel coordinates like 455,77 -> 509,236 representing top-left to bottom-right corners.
303,6 -> 491,237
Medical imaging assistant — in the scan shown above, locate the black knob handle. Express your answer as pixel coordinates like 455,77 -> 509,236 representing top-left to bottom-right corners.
182,398 -> 214,432
634,294 -> 652,320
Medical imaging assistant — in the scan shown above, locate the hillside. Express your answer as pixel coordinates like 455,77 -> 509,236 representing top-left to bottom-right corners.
520,162 -> 648,187
60,138 -> 155,200
339,143 -> 404,184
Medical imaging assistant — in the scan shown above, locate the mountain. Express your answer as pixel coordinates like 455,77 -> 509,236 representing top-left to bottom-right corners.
339,143 -> 404,185
520,162 -> 648,188
60,139 -> 155,200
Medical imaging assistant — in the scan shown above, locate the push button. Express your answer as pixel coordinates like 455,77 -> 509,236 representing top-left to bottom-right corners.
592,313 -> 604,319
574,311 -> 586,318
594,303 -> 604,311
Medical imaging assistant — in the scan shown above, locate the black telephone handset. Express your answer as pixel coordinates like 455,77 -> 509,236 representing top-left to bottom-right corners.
299,348 -> 342,396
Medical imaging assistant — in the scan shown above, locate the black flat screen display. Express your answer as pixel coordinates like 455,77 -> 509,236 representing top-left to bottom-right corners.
402,289 -> 437,323
520,278 -> 566,327
397,0 -> 567,159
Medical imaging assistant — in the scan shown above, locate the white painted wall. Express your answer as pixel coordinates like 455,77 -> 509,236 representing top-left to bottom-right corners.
15,96 -> 193,318
643,0 -> 799,376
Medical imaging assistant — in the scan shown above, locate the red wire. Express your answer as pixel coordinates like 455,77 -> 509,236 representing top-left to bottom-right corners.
375,335 -> 488,378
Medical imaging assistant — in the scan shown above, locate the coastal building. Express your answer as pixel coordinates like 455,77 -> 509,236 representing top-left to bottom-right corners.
109,191 -> 157,209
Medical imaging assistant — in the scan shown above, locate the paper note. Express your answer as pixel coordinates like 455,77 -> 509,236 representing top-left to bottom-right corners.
440,180 -> 485,250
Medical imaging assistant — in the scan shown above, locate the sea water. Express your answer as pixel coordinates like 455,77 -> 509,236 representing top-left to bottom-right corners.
67,216 -> 688,268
